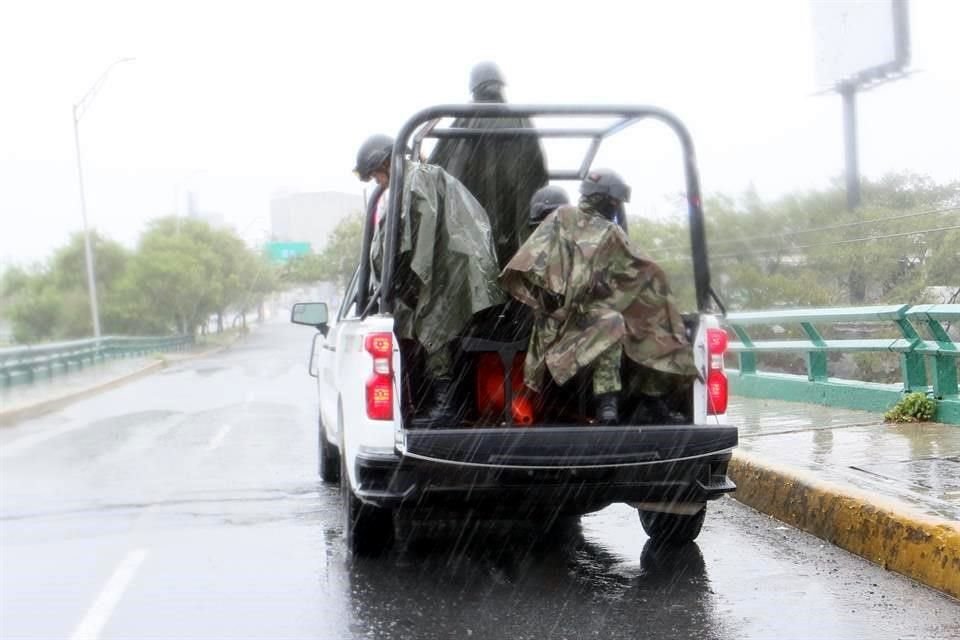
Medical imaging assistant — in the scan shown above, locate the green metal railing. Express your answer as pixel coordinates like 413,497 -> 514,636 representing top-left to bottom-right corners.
0,335 -> 194,388
724,304 -> 960,424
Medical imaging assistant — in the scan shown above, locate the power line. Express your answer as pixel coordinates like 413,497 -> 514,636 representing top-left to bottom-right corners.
654,205 -> 959,253
709,224 -> 960,260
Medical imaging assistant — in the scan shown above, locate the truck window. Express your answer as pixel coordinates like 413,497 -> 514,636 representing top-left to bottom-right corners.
338,268 -> 360,321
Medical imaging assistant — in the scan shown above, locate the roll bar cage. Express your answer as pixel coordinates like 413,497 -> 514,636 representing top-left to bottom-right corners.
356,104 -> 717,317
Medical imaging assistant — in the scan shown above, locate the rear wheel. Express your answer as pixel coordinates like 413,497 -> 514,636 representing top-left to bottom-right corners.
638,506 -> 706,545
318,415 -> 340,483
340,451 -> 394,555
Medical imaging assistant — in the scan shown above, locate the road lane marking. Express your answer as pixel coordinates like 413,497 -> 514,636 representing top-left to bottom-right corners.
206,424 -> 232,451
69,549 -> 148,640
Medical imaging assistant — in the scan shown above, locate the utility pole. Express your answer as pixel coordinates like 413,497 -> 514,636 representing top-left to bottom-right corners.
840,83 -> 861,211
72,103 -> 101,338
72,57 -> 135,338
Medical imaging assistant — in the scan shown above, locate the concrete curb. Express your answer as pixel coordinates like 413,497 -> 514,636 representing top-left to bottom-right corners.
729,451 -> 960,600
0,341 -> 236,427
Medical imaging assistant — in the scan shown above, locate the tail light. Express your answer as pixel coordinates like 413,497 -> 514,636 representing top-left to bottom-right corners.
706,328 -> 728,415
364,332 -> 394,421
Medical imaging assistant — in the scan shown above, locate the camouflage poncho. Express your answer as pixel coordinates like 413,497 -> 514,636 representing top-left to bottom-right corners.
371,162 -> 506,354
499,203 -> 697,391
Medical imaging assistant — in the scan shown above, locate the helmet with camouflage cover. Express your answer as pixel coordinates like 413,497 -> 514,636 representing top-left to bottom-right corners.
354,134 -> 394,181
579,169 -> 631,203
529,185 -> 570,227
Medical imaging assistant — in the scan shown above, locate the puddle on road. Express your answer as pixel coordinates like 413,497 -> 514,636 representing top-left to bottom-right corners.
192,366 -> 227,377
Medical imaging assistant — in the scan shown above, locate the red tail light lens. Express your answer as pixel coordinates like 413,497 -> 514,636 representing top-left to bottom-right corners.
707,327 -> 728,357
364,332 -> 393,420
707,370 -> 728,415
706,328 -> 728,415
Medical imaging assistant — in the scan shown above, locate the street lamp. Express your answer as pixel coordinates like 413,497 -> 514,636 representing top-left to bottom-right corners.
72,57 -> 135,338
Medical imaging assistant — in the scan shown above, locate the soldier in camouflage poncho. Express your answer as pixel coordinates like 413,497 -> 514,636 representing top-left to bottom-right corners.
500,171 -> 697,424
355,134 -> 505,426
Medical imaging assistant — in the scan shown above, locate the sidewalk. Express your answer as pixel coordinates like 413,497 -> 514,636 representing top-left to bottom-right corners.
727,396 -> 960,599
0,357 -> 164,424
0,332 -> 244,425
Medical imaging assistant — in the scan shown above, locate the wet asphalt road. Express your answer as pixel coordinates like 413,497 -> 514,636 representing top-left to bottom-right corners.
1,322 -> 958,639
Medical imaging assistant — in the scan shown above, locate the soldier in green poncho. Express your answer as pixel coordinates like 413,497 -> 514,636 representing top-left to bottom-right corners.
500,171 -> 698,425
354,134 -> 506,426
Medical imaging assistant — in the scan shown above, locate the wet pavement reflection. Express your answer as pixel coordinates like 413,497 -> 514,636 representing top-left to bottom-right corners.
347,517 -> 719,640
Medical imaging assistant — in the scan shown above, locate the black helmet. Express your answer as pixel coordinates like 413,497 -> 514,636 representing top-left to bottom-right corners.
469,61 -> 505,93
579,169 -> 631,203
529,185 -> 570,226
354,134 -> 394,181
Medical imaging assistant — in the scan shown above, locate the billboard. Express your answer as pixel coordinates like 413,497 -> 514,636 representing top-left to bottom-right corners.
811,0 -> 910,91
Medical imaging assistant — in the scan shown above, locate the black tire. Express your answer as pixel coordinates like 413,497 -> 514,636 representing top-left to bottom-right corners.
318,415 -> 340,483
340,451 -> 394,555
638,506 -> 706,545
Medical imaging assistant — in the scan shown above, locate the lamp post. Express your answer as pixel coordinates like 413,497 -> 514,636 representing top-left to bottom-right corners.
72,57 -> 135,338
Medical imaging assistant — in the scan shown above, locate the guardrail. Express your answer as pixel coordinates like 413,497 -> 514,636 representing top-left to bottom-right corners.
724,304 -> 960,424
0,335 -> 194,388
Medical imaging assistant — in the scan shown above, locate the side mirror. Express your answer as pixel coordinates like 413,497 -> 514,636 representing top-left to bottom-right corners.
291,302 -> 329,336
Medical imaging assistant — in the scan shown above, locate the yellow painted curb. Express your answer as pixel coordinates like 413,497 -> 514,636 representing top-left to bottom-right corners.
730,451 -> 960,600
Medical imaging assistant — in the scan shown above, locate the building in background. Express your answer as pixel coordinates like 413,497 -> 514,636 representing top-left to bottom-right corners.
185,191 -> 233,231
270,191 -> 363,254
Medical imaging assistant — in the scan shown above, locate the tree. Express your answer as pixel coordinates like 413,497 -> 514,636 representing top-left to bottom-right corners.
1,232 -> 131,342
49,232 -> 129,295
628,173 -> 959,312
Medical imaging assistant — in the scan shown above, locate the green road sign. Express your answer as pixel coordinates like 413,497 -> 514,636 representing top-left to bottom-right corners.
265,242 -> 311,264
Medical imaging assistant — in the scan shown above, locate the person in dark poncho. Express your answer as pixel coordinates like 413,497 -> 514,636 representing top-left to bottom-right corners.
428,62 -> 549,269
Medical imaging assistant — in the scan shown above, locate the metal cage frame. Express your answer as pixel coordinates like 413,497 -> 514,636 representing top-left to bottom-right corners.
356,104 -> 715,316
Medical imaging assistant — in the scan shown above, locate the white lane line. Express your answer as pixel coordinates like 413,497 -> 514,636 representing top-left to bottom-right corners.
69,548 -> 148,640
206,424 -> 232,451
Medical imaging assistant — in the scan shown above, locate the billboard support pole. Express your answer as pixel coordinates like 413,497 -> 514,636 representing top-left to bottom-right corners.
840,84 -> 861,211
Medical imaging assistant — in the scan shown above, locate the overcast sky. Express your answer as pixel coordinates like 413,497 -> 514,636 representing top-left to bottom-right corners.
1,0 -> 958,266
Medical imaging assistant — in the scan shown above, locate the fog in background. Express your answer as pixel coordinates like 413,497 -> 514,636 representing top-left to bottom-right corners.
1,0 -> 958,265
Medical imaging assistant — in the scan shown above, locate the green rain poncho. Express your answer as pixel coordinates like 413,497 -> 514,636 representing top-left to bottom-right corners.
371,162 -> 506,354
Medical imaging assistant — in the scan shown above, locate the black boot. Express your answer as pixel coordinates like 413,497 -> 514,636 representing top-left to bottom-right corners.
413,378 -> 463,428
595,393 -> 619,425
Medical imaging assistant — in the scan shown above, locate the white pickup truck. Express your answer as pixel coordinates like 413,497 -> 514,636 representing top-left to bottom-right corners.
292,104 -> 738,555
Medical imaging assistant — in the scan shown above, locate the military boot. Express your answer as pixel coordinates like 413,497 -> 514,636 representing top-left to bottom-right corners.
595,393 -> 619,425
413,378 -> 463,428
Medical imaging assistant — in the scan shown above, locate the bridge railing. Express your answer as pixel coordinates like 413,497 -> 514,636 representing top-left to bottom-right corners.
724,304 -> 959,424
0,335 -> 194,388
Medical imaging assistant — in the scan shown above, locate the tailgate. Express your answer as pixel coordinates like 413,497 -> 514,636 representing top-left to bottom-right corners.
402,425 -> 737,469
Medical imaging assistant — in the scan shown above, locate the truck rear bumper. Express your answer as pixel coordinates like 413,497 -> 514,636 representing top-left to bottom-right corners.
354,424 -> 737,514
403,424 -> 737,468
